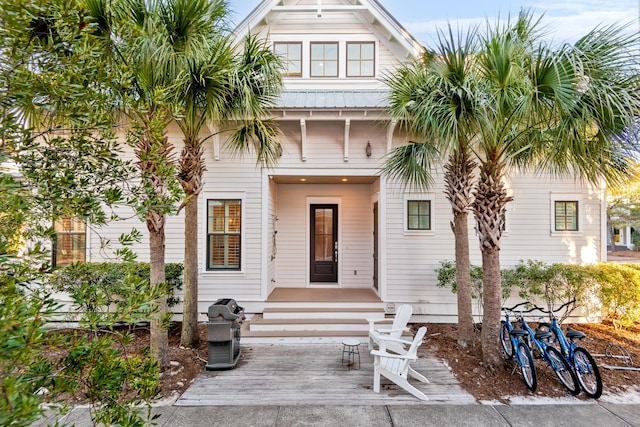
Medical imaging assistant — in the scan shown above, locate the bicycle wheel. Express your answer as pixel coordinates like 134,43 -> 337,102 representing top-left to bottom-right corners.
500,321 -> 514,359
545,346 -> 580,395
572,347 -> 603,399
516,342 -> 537,392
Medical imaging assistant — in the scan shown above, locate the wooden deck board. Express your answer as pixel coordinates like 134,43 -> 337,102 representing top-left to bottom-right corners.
176,344 -> 476,406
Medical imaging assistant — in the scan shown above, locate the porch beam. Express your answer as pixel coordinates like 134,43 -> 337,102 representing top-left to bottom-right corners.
386,119 -> 397,152
206,124 -> 221,161
344,119 -> 351,162
300,119 -> 307,162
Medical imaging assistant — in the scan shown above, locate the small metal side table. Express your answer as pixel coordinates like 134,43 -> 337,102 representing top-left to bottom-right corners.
341,339 -> 361,370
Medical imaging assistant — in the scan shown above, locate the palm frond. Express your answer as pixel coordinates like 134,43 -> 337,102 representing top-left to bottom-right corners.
380,141 -> 440,192
226,118 -> 281,168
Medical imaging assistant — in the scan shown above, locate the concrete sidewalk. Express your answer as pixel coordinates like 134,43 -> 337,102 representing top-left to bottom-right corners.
36,402 -> 640,426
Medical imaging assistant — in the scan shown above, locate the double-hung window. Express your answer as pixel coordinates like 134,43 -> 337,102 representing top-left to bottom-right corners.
207,200 -> 242,270
274,42 -> 302,77
310,42 -> 338,77
54,217 -> 86,266
347,42 -> 375,77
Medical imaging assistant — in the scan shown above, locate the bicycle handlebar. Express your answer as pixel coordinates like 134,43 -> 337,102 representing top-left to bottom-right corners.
501,299 -> 576,316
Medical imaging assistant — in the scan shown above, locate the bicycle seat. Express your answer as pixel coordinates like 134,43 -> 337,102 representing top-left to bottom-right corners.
566,328 -> 585,340
509,327 -> 528,337
534,329 -> 552,340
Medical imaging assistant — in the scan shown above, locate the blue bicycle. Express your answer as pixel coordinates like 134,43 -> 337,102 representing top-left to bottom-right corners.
535,301 -> 603,399
500,303 -> 537,392
516,307 -> 580,396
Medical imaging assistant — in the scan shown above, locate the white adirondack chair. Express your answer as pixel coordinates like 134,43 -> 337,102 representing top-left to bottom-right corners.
371,326 -> 429,401
367,304 -> 412,353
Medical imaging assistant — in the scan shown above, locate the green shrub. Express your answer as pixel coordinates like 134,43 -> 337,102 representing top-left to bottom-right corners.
435,260 -> 514,302
589,263 -> 640,328
511,260 -> 594,322
49,262 -> 183,318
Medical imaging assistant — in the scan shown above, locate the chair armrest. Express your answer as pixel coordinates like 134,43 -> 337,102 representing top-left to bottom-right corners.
376,336 -> 413,346
371,350 -> 417,360
366,318 -> 393,325
374,327 -> 409,334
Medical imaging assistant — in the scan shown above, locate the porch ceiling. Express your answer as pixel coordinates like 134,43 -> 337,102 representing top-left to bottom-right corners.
270,175 -> 378,184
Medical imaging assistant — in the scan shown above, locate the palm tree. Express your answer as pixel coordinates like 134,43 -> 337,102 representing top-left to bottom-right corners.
385,11 -> 640,367
86,0 -> 193,369
170,0 -> 283,347
472,13 -> 640,368
382,28 -> 481,348
86,0 -> 283,351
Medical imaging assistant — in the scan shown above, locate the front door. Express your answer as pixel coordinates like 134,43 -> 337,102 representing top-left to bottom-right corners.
310,204 -> 338,282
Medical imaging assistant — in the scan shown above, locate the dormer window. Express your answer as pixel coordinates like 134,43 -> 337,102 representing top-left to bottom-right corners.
310,42 -> 338,77
347,42 -> 375,77
274,42 -> 302,77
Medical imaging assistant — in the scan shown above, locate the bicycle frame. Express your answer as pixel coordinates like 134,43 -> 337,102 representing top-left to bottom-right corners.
544,308 -> 603,399
548,317 -> 572,358
501,305 -> 537,392
517,310 -> 580,395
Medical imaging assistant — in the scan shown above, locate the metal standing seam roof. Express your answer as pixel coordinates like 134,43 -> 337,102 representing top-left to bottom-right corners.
275,90 -> 389,109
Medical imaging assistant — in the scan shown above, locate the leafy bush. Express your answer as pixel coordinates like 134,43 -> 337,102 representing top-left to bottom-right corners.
588,263 -> 640,328
511,260 -> 594,322
436,260 -> 514,318
442,258 -> 640,327
1,260 -> 165,426
49,262 -> 183,317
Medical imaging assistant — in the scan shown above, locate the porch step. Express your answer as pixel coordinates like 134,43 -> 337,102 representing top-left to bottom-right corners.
262,307 -> 386,320
249,318 -> 375,332
245,309 -> 392,338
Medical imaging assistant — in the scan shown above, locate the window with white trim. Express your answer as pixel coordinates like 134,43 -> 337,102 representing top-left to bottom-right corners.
207,199 -> 241,270
555,200 -> 579,231
404,194 -> 435,234
54,217 -> 86,266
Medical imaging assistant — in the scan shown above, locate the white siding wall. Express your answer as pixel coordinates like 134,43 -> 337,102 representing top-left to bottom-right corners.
196,144 -> 266,309
383,171 -> 604,316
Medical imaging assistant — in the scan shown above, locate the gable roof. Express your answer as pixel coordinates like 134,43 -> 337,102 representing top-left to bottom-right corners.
234,0 -> 424,61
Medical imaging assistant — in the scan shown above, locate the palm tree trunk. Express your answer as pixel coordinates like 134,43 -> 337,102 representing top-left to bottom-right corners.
452,211 -> 475,346
444,150 -> 476,347
149,216 -> 169,370
480,247 -> 503,368
474,159 -> 512,369
180,194 -> 199,347
178,136 -> 205,347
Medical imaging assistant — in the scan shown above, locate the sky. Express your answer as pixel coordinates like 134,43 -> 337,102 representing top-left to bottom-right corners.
226,0 -> 638,46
